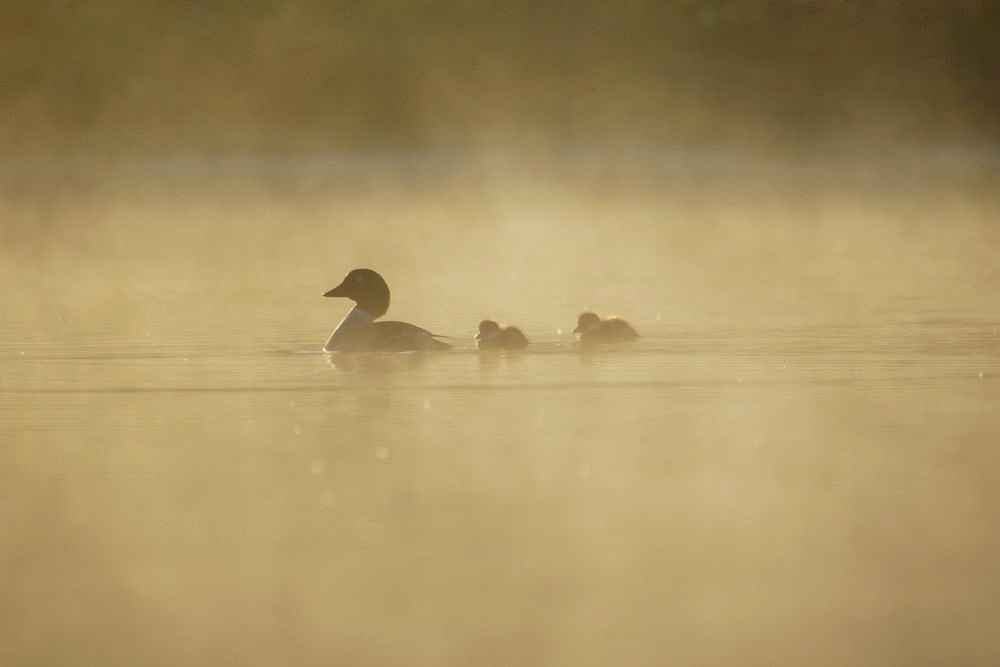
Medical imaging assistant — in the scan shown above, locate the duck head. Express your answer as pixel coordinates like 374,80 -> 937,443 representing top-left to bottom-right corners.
572,311 -> 601,334
323,268 -> 390,319
475,319 -> 501,341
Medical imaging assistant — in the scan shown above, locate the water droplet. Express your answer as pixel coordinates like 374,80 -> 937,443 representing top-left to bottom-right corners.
288,399 -> 297,408
556,328 -> 563,335
375,446 -> 389,460
422,400 -> 431,410
292,424 -> 303,436
655,314 -> 661,321
978,371 -> 984,379
310,460 -> 324,474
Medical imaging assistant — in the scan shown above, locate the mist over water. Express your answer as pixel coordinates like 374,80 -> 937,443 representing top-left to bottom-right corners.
3,2 -> 1000,666
5,153 -> 997,338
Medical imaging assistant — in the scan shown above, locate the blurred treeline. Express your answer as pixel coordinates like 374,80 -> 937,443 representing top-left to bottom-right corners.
2,0 -> 998,154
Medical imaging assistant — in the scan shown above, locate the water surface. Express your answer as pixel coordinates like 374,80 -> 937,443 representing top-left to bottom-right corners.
2,154 -> 999,666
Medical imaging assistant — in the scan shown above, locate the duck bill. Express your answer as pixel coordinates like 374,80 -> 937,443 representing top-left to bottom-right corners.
571,325 -> 582,333
323,281 -> 347,297
474,332 -> 483,341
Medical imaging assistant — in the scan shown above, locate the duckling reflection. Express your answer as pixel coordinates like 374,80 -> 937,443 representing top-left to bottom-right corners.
572,311 -> 639,344
475,320 -> 530,351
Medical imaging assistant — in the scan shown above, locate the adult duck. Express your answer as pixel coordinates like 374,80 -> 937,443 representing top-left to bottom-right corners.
323,268 -> 451,352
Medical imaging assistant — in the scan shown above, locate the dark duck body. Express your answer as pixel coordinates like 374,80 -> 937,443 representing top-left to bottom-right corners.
572,311 -> 639,344
475,320 -> 530,351
323,268 -> 451,352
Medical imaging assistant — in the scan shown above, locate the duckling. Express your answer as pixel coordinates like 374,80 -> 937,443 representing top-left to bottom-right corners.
475,319 -> 530,351
572,311 -> 639,344
323,268 -> 451,352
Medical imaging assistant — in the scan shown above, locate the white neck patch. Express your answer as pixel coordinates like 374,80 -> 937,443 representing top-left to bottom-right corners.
336,306 -> 374,330
324,306 -> 374,351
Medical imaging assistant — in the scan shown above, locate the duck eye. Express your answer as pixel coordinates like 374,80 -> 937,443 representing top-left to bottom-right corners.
354,276 -> 364,283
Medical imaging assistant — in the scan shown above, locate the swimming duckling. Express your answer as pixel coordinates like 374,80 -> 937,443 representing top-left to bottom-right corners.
475,320 -> 530,351
572,311 -> 639,344
323,268 -> 451,352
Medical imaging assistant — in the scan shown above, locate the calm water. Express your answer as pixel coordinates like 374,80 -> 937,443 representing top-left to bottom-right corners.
2,154 -> 999,665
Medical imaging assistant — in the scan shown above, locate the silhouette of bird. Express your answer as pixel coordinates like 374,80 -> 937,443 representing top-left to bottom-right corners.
322,268 -> 450,352
572,311 -> 639,344
475,319 -> 530,351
